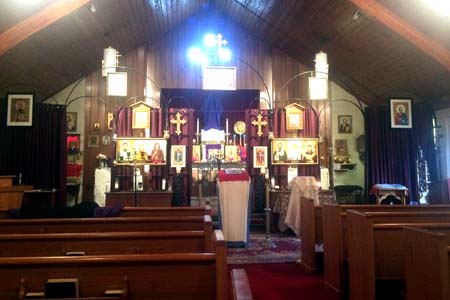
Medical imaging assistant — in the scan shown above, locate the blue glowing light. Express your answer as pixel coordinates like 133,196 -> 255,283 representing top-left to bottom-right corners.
187,33 -> 232,66
204,34 -> 217,47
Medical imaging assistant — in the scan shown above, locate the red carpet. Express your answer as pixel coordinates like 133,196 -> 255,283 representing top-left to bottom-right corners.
228,263 -> 339,300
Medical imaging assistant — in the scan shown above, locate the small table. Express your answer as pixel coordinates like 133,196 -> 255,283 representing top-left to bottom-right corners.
22,189 -> 57,207
371,184 -> 408,205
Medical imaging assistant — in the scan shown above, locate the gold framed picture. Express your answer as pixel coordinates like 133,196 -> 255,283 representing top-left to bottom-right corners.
131,102 -> 151,129
171,145 -> 186,168
253,146 -> 268,168
285,103 -> 304,131
271,138 -> 318,165
192,145 -> 201,162
390,98 -> 412,128
66,112 -> 77,132
335,139 -> 348,156
225,145 -> 238,162
7,94 -> 33,126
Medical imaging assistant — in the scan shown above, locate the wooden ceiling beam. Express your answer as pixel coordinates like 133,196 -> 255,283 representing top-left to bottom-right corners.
349,0 -> 450,72
0,0 -> 91,56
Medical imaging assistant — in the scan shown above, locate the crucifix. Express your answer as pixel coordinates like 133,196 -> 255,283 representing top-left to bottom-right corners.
170,112 -> 187,135
251,113 -> 268,137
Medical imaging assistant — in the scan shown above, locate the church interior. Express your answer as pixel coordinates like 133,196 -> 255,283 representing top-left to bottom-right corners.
1,0 -> 450,299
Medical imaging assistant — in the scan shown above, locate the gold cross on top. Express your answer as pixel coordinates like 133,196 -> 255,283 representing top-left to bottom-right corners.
170,112 -> 187,135
251,113 -> 268,137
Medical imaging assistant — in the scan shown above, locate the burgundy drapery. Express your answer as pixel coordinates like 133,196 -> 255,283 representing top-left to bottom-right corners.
366,104 -> 437,203
0,102 -> 67,205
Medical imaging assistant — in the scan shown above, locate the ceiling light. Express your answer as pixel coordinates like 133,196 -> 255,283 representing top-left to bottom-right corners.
89,3 -> 96,13
423,0 -> 450,17
352,10 -> 361,20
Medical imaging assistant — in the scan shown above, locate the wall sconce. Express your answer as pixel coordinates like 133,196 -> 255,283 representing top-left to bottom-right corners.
93,122 -> 100,131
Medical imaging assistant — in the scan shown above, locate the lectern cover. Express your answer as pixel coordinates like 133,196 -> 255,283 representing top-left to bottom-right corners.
217,170 -> 251,246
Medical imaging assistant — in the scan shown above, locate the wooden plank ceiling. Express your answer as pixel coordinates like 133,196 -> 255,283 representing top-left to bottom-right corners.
0,0 -> 449,108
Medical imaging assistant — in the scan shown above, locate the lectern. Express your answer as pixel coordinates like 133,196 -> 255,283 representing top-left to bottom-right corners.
217,170 -> 251,247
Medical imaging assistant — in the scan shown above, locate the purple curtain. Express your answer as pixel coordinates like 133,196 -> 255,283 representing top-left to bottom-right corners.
0,102 -> 66,205
366,104 -> 437,203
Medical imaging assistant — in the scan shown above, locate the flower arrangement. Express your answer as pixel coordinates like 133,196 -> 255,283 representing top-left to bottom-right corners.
96,153 -> 108,168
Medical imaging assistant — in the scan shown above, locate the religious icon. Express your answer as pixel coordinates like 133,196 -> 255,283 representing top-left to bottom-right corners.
390,98 -> 412,128
192,145 -> 201,162
131,101 -> 151,129
335,139 -> 348,156
102,135 -> 111,145
338,115 -> 352,134
171,145 -> 186,168
253,146 -> 267,168
67,112 -> 77,132
271,138 -> 319,165
87,135 -> 99,148
107,112 -> 114,130
67,134 -> 80,154
225,145 -> 238,162
285,103 -> 304,131
7,94 -> 33,126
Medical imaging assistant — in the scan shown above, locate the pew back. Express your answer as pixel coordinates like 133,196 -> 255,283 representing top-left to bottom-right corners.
347,210 -> 450,300
322,204 -> 450,293
0,215 -> 212,234
119,205 -> 212,217
0,230 -> 226,300
404,227 -> 450,300
0,231 -> 213,257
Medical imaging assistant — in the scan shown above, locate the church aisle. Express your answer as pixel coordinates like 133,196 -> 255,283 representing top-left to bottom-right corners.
227,263 -> 339,300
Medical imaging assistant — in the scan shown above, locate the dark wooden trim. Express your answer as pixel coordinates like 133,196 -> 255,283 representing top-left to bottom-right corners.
0,0 -> 90,56
349,0 -> 450,72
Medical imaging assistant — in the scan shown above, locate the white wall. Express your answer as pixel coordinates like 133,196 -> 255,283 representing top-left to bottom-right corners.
330,82 -> 366,189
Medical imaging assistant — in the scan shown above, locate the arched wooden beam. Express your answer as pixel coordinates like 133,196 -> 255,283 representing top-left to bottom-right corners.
0,0 -> 90,56
349,0 -> 450,72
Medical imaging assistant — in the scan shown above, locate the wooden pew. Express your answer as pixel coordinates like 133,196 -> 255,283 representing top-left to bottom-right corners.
0,230 -> 214,257
0,205 -> 212,219
299,197 -> 322,273
0,215 -> 212,234
231,269 -> 254,300
347,211 -> 450,300
404,226 -> 450,300
0,230 -> 227,300
321,204 -> 450,293
118,205 -> 211,217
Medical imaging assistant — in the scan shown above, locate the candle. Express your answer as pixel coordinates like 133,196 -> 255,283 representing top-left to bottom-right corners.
162,178 -> 166,190
270,177 -> 275,189
196,118 -> 199,135
226,118 -> 229,134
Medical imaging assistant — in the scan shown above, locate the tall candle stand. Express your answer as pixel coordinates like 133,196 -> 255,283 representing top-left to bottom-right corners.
264,173 -> 275,248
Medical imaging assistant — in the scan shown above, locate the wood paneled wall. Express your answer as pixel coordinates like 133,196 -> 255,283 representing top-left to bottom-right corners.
82,20 -> 331,201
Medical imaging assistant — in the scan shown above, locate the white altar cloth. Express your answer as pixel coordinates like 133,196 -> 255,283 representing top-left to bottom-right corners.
94,167 -> 111,207
284,176 -> 319,236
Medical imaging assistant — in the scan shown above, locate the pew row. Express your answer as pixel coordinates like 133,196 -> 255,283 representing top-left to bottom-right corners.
321,204 -> 450,293
0,205 -> 212,219
0,215 -> 212,234
118,205 -> 211,217
0,230 -> 214,257
347,211 -> 450,300
2,230 -> 226,300
404,227 -> 450,300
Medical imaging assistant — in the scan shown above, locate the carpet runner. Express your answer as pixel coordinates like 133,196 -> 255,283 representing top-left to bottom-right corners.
227,233 -> 300,264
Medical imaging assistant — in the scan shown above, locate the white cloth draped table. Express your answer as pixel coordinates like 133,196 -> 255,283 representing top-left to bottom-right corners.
94,167 -> 111,207
284,176 -> 319,236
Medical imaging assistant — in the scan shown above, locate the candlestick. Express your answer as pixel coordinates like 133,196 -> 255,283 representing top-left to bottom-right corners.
226,118 -> 229,134
196,118 -> 199,135
162,178 -> 166,190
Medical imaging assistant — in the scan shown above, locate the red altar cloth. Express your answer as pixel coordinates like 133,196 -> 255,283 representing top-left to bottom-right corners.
217,170 -> 249,182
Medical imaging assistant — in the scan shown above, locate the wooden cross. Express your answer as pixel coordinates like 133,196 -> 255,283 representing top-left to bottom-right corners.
251,113 -> 268,137
170,112 -> 187,135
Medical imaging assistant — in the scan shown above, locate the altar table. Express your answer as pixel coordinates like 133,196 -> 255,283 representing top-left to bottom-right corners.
371,184 -> 408,205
